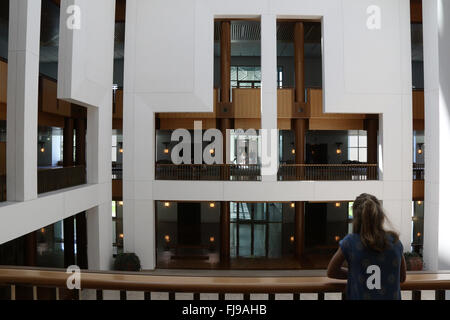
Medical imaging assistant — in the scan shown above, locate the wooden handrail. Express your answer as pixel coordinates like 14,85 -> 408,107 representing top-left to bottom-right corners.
1,268 -> 450,293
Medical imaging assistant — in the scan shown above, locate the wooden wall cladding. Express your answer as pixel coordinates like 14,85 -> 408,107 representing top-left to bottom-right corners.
234,118 -> 261,130
40,78 -> 71,117
113,89 -> 123,119
413,90 -> 424,120
410,0 -> 422,23
233,88 -> 261,118
278,118 -> 291,130
309,118 -> 364,130
112,179 -> 123,200
277,88 -> 294,118
413,180 -> 424,201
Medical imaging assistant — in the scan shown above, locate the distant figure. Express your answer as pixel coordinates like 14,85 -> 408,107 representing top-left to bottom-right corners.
327,193 -> 407,300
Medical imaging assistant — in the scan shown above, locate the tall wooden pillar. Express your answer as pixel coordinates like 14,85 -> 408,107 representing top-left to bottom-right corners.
63,217 -> 75,268
63,118 -> 74,167
75,118 -> 86,167
293,22 -> 306,261
366,119 -> 378,164
220,201 -> 230,265
76,212 -> 88,269
220,21 -> 231,104
294,22 -> 305,103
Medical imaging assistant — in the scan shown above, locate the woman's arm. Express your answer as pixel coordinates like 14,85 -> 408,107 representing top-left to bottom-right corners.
327,247 -> 348,280
400,254 -> 407,283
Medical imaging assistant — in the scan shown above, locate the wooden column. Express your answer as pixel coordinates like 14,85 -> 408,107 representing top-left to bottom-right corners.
75,118 -> 86,167
76,212 -> 88,269
366,119 -> 378,164
220,201 -> 230,265
293,119 -> 307,165
294,22 -> 305,103
63,217 -> 75,268
63,118 -> 74,167
294,202 -> 305,259
293,23 -> 306,261
220,21 -> 231,104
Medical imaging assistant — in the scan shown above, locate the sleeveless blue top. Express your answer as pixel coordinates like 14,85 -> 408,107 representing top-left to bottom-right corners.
339,233 -> 403,300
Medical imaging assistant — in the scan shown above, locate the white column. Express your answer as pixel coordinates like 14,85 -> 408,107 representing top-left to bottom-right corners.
85,94 -> 113,270
423,0 -> 450,271
123,95 -> 156,270
260,14 -> 278,181
6,0 -> 41,202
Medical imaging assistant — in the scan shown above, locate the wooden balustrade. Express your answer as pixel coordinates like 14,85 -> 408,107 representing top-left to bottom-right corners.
278,164 -> 378,181
155,164 -> 379,181
155,164 -> 261,181
0,267 -> 449,300
37,166 -> 86,194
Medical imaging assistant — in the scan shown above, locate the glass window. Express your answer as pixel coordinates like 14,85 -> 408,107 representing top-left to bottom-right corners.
348,131 -> 368,162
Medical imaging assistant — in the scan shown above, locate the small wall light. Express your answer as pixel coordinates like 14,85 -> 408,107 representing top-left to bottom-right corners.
290,202 -> 295,208
164,235 -> 171,243
209,236 -> 215,243
118,142 -> 124,153
335,235 -> 341,242
417,201 -> 422,206
336,143 -> 343,155
209,202 -> 215,208
417,232 -> 422,238
335,202 -> 341,208
417,143 -> 424,155
118,201 -> 124,206
119,233 -> 124,239
290,236 -> 295,243
210,149 -> 215,155
39,142 -> 45,153
291,149 -> 296,155
164,202 -> 171,207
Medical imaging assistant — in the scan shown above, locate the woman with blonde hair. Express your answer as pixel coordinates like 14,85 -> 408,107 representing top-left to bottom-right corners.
327,193 -> 407,300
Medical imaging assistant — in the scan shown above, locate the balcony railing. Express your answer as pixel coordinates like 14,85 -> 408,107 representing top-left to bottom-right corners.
37,166 -> 86,194
155,164 -> 378,181
156,164 -> 261,181
414,163 -> 424,180
112,163 -> 122,180
0,267 -> 449,300
278,164 -> 379,181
